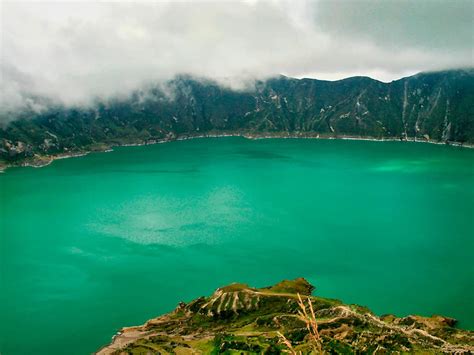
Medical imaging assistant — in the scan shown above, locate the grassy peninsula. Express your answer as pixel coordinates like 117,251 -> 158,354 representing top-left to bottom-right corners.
97,278 -> 474,354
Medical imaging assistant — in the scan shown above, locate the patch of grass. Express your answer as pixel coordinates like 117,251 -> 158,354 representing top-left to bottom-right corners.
219,283 -> 252,292
263,278 -> 314,296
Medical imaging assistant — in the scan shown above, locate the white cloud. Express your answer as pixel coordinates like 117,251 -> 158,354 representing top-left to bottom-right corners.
1,0 -> 472,113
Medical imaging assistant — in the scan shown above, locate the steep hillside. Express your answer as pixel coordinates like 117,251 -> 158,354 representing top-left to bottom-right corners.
97,278 -> 473,354
1,69 -> 473,168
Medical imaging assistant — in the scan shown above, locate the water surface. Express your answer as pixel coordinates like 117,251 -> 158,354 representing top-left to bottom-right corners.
1,138 -> 473,354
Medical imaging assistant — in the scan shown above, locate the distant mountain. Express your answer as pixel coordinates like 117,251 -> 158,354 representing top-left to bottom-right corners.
1,69 -> 473,167
96,278 -> 474,354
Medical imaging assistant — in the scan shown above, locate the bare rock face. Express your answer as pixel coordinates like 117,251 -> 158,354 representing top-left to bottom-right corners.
97,278 -> 474,354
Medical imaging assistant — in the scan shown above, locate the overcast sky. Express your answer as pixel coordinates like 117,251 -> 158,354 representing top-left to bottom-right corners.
1,0 -> 473,112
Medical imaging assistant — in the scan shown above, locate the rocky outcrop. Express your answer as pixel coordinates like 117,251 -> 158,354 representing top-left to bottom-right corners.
97,278 -> 474,354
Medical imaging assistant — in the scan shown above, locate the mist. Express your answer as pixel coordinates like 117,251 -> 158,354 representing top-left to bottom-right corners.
1,0 -> 473,115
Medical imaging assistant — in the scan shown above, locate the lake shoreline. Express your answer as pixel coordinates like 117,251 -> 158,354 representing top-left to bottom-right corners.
1,132 -> 472,173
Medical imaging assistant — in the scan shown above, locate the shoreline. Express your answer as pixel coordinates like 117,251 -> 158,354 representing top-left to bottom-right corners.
1,132 -> 472,173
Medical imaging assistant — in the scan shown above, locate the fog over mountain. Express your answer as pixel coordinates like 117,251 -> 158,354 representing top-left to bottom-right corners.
1,0 -> 473,115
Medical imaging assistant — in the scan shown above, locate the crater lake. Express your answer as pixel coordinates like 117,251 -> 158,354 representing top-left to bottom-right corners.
1,137 -> 473,354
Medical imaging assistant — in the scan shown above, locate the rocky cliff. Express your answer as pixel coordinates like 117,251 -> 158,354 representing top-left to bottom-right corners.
1,69 -> 473,168
97,278 -> 473,354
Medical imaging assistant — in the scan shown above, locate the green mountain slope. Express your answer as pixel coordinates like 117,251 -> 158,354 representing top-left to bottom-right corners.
97,278 -> 474,354
1,69 -> 473,168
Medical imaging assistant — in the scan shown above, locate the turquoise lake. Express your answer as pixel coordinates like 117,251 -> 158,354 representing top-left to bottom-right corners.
1,137 -> 473,354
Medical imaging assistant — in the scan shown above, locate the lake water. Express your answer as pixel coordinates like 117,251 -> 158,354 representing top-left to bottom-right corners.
1,137 -> 473,354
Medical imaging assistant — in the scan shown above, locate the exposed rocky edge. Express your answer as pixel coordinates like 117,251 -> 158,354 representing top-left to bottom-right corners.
97,278 -> 473,354
1,69 -> 473,169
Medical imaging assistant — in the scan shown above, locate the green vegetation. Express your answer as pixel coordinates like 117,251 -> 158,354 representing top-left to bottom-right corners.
2,69 -> 473,168
97,278 -> 474,354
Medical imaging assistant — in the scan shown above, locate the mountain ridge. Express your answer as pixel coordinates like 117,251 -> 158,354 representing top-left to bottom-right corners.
1,69 -> 473,170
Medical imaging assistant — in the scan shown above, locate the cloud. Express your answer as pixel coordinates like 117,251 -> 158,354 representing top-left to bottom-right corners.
1,0 -> 472,114
314,0 -> 473,52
